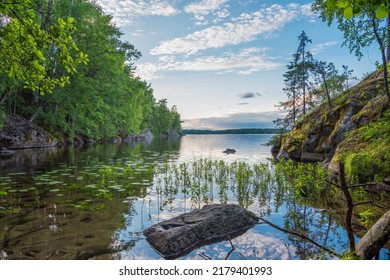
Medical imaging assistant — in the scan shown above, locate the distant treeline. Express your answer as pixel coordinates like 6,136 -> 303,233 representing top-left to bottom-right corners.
183,128 -> 283,135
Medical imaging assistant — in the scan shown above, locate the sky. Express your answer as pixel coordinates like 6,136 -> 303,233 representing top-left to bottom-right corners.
96,0 -> 380,130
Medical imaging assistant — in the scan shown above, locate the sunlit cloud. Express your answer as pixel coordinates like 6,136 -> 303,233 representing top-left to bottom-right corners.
151,4 -> 314,55
184,0 -> 230,25
136,48 -> 281,80
96,0 -> 179,26
182,110 -> 285,130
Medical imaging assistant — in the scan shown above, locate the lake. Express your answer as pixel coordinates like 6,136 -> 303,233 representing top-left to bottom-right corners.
0,134 -> 388,260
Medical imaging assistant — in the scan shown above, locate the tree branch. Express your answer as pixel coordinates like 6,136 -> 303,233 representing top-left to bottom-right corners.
258,217 -> 342,258
349,182 -> 378,189
325,179 -> 342,189
353,200 -> 384,209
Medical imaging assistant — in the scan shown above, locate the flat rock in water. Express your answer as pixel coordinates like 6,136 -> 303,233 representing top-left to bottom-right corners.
143,204 -> 259,259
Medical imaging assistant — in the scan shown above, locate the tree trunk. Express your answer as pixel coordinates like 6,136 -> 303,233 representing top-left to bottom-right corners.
293,88 -> 296,124
323,75 -> 332,107
356,210 -> 390,260
372,13 -> 390,104
302,51 -> 306,115
339,162 -> 355,252
387,12 -> 390,62
29,107 -> 41,123
0,90 -> 8,105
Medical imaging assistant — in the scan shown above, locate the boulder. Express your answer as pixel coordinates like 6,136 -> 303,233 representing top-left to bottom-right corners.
301,152 -> 324,163
143,204 -> 259,259
123,130 -> 154,143
0,115 -> 57,149
271,145 -> 280,158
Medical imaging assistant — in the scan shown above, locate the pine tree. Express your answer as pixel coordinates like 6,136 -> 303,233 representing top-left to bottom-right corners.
296,31 -> 314,115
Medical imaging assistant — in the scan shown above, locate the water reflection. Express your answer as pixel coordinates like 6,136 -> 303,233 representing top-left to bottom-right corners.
0,135 -> 388,259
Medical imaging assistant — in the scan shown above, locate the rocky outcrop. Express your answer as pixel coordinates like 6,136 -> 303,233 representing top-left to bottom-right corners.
276,71 -> 389,163
0,115 -> 57,149
123,129 -> 154,143
160,130 -> 181,139
143,204 -> 259,259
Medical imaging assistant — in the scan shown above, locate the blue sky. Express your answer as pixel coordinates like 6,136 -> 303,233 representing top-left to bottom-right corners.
96,0 -> 380,129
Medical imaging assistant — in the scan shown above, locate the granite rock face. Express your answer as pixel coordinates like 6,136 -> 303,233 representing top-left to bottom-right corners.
275,71 -> 389,163
0,115 -> 57,149
143,204 -> 259,259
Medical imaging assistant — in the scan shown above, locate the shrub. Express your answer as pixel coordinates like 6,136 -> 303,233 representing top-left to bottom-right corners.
344,152 -> 385,183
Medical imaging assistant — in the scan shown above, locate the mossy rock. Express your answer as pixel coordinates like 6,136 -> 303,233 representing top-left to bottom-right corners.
278,69 -> 389,168
352,95 -> 388,127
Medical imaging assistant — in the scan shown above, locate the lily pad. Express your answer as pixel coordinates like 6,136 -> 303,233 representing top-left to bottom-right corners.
48,181 -> 63,185
7,172 -> 27,176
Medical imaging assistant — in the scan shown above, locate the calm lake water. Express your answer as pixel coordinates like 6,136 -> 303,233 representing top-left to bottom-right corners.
0,134 -> 388,260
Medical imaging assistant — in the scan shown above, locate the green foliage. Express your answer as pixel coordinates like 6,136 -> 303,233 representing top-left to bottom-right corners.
0,0 -> 182,141
277,31 -> 315,129
275,160 -> 327,200
313,0 -> 390,101
344,152 -> 384,183
341,251 -> 360,260
149,99 -> 183,136
153,157 -> 274,209
344,109 -> 390,183
358,209 -> 375,227
323,0 -> 390,19
0,0 -> 88,94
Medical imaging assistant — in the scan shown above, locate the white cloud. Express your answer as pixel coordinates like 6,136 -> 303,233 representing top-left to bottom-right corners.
310,41 -> 338,55
184,0 -> 230,25
151,4 -> 312,55
96,0 -> 178,26
182,110 -> 285,130
184,0 -> 229,15
136,48 -> 282,80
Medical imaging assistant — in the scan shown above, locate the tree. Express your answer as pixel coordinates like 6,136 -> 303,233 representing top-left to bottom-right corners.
322,0 -> 390,20
170,105 -> 183,134
0,0 -> 182,142
282,54 -> 300,126
312,0 -> 390,103
276,32 -> 314,129
311,60 -> 341,107
296,31 -> 314,115
0,0 -> 88,95
342,64 -> 355,89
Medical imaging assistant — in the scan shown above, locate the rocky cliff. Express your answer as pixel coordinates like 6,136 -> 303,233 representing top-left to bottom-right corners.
275,70 -> 390,181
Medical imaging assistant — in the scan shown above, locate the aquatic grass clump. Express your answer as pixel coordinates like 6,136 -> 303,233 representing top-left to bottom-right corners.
274,160 -> 328,200
151,157 -> 275,210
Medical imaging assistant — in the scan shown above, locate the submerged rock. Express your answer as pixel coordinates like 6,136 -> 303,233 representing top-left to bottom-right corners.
143,204 -> 259,259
